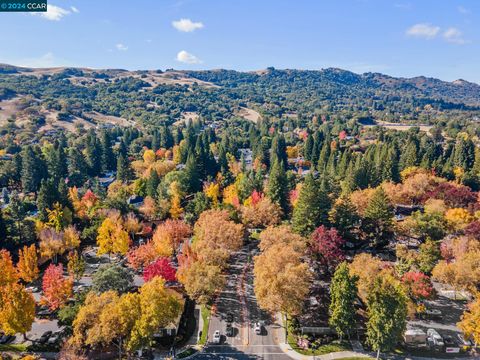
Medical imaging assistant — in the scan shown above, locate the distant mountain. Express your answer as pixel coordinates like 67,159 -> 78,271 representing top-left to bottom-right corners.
1,64 -> 480,129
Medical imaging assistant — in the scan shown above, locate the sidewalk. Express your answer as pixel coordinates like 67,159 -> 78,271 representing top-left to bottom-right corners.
278,342 -> 370,360
154,305 -> 203,359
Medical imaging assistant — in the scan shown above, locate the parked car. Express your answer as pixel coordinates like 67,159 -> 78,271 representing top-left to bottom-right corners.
444,336 -> 460,353
427,329 -> 444,348
38,331 -> 52,344
0,334 -> 15,344
226,313 -> 233,324
254,322 -> 262,335
226,325 -> 234,337
48,331 -> 62,345
37,308 -> 52,317
456,334 -> 473,350
212,330 -> 221,344
425,309 -> 442,319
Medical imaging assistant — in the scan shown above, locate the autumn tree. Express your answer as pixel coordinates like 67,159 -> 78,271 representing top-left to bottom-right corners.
17,244 -> 39,283
67,251 -> 86,281
349,253 -> 392,303
458,298 -> 480,346
123,212 -> 142,238
61,225 -> 80,251
0,249 -> 18,286
401,271 -> 434,302
254,242 -> 312,316
41,264 -> 73,310
96,217 -> 130,258
0,283 -> 36,337
258,225 -> 307,253
38,228 -> 65,263
329,262 -> 358,339
240,196 -> 282,228
127,241 -> 157,270
143,257 -> 176,282
366,277 -> 408,359
129,277 -> 183,350
178,260 -> 224,304
192,210 -> 243,267
310,226 -> 345,274
152,219 -> 192,257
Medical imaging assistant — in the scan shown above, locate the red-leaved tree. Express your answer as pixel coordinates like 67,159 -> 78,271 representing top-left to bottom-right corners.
41,264 -> 73,310
401,271 -> 434,301
127,241 -> 157,270
143,257 -> 176,282
310,226 -> 345,273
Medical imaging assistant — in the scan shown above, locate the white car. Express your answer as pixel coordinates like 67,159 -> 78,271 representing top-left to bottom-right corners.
212,330 -> 221,344
427,328 -> 444,347
254,322 -> 262,335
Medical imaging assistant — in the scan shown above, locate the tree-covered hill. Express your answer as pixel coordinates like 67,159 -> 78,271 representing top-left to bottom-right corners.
1,64 -> 480,132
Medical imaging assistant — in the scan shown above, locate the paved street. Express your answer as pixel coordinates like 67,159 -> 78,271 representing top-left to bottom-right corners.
199,241 -> 291,360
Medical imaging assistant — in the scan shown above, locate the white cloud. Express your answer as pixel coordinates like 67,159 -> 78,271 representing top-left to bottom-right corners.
116,43 -> 128,51
172,18 -> 204,32
70,6 -> 79,13
443,27 -> 467,44
31,4 -> 71,21
458,6 -> 470,14
406,23 -> 440,39
176,50 -> 202,64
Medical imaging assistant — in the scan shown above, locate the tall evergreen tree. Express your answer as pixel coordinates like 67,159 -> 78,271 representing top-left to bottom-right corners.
329,262 -> 358,339
267,160 -> 289,215
363,187 -> 394,247
21,146 -> 45,193
116,153 -> 132,182
100,131 -> 115,172
292,174 -> 329,235
146,170 -> 160,199
184,153 -> 201,193
271,134 -> 288,170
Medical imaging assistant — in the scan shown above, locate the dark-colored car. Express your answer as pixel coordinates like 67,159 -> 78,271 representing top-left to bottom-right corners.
0,334 -> 15,344
38,331 -> 52,344
226,326 -> 234,337
226,313 -> 233,324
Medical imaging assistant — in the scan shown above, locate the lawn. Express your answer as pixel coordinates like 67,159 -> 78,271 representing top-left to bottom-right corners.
0,343 -> 28,352
177,347 -> 198,358
198,305 -> 210,345
286,318 -> 351,356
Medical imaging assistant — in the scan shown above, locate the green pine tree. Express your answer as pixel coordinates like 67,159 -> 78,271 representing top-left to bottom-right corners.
292,174 -> 329,235
267,160 -> 289,215
329,262 -> 358,339
362,187 -> 394,247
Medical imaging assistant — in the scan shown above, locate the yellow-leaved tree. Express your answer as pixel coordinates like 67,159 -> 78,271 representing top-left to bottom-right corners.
458,298 -> 480,346
97,218 -> 130,258
0,249 -> 18,286
0,283 -> 36,338
253,241 -> 312,316
17,245 -> 39,283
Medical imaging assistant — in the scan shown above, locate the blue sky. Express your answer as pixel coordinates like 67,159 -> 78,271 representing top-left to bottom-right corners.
0,0 -> 479,82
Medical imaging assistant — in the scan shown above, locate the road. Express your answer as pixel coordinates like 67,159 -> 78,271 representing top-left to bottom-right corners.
198,242 -> 291,360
